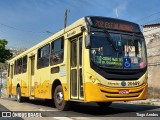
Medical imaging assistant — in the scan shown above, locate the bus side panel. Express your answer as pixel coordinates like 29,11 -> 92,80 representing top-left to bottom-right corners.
34,66 -> 51,98
49,38 -> 69,100
21,73 -> 29,97
11,75 -> 18,96
50,66 -> 69,100
7,78 -> 11,96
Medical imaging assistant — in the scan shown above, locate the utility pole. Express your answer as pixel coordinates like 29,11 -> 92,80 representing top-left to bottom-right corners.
64,9 -> 70,28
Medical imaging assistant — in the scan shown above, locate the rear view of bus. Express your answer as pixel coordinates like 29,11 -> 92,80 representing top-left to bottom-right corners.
83,16 -> 148,106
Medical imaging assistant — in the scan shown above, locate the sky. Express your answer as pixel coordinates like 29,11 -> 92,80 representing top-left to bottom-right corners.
0,0 -> 160,49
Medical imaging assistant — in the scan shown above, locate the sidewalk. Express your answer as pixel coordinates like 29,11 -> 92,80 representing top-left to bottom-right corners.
124,99 -> 160,106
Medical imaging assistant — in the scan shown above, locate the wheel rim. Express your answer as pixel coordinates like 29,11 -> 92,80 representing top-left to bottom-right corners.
56,92 -> 63,104
17,92 -> 20,101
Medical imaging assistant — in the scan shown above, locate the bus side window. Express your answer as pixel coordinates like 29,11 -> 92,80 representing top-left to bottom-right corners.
37,44 -> 50,69
17,58 -> 22,74
22,55 -> 27,73
8,64 -> 10,77
11,65 -> 13,79
50,37 -> 64,65
14,61 -> 16,75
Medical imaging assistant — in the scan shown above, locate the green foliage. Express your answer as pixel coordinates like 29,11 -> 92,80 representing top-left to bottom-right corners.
0,39 -> 13,63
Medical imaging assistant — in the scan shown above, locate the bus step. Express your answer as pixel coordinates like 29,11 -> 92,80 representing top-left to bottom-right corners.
29,96 -> 35,99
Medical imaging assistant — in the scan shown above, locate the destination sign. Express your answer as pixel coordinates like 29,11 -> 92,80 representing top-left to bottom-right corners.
88,17 -> 140,32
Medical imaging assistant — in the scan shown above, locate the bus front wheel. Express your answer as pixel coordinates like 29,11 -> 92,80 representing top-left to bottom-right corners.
97,102 -> 112,108
54,85 -> 70,111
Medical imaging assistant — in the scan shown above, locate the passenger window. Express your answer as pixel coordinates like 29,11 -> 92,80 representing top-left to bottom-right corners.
8,64 -> 10,77
14,58 -> 22,74
22,55 -> 27,73
37,44 -> 50,69
14,61 -> 17,75
50,37 -> 64,65
17,58 -> 22,74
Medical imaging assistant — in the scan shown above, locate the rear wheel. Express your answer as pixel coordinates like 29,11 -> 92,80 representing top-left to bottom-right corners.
97,102 -> 112,109
45,99 -> 55,106
16,87 -> 24,102
8,94 -> 11,98
54,85 -> 70,111
23,97 -> 29,102
16,87 -> 29,102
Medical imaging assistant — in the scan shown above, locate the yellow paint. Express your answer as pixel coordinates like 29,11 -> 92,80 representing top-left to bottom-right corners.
84,82 -> 148,102
7,78 -> 11,96
7,17 -> 85,99
33,80 -> 51,98
7,16 -> 148,104
12,86 -> 16,96
62,84 -> 69,100
86,71 -> 148,88
21,80 -> 28,96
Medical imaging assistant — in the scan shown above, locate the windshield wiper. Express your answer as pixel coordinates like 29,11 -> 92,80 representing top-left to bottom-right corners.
103,30 -> 119,51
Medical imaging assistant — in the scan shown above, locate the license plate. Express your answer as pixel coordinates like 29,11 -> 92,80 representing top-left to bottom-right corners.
119,90 -> 129,94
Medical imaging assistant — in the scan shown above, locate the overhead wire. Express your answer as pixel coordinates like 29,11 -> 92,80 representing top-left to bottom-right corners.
0,21 -> 53,48
0,22 -> 51,34
142,17 -> 160,25
134,11 -> 160,23
1,5 -> 160,48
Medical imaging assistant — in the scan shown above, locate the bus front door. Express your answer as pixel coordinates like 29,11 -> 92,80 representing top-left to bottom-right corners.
70,36 -> 84,100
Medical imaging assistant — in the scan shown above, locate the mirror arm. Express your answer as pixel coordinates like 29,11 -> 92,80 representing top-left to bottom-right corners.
85,33 -> 91,49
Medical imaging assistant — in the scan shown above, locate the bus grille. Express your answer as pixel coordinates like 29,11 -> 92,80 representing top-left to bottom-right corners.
98,84 -> 144,98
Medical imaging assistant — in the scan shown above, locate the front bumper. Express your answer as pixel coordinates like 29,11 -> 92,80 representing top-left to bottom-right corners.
84,82 -> 148,102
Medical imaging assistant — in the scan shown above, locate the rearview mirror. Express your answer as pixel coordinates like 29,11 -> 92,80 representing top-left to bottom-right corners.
85,34 -> 91,49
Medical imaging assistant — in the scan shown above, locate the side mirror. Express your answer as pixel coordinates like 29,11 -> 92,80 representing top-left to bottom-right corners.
85,34 -> 91,49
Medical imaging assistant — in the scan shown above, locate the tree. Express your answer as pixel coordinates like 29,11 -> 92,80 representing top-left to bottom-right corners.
0,39 -> 13,63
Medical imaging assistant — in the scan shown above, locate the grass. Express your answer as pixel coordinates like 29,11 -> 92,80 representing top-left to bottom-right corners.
138,101 -> 155,106
155,99 -> 160,102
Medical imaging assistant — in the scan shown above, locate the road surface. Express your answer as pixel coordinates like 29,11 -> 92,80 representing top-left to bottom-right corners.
0,98 -> 160,120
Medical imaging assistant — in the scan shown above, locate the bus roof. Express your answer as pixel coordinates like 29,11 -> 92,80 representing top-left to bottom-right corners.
8,16 -> 141,63
8,17 -> 86,63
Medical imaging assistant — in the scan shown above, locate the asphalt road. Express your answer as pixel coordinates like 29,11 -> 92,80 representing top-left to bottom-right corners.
0,98 -> 160,120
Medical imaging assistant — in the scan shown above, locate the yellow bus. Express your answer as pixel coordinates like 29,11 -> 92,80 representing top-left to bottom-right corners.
7,16 -> 148,110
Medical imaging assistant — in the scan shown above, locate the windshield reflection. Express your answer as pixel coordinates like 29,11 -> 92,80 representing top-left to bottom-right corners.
90,32 -> 147,69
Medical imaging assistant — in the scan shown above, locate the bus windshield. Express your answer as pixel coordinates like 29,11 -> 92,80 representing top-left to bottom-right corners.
90,32 -> 147,69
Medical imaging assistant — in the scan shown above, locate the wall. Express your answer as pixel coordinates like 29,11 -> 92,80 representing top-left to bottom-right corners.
143,25 -> 160,98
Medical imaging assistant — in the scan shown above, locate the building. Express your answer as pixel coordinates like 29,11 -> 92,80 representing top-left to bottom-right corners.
143,23 -> 160,45
143,23 -> 160,98
143,23 -> 160,63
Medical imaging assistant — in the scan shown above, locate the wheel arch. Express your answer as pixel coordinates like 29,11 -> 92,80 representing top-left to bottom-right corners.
51,79 -> 62,98
16,83 -> 20,89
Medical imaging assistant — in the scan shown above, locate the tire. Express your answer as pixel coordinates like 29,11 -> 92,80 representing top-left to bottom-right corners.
97,102 -> 112,109
23,97 -> 29,102
45,99 -> 55,107
8,94 -> 11,98
16,87 -> 24,102
54,85 -> 70,111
